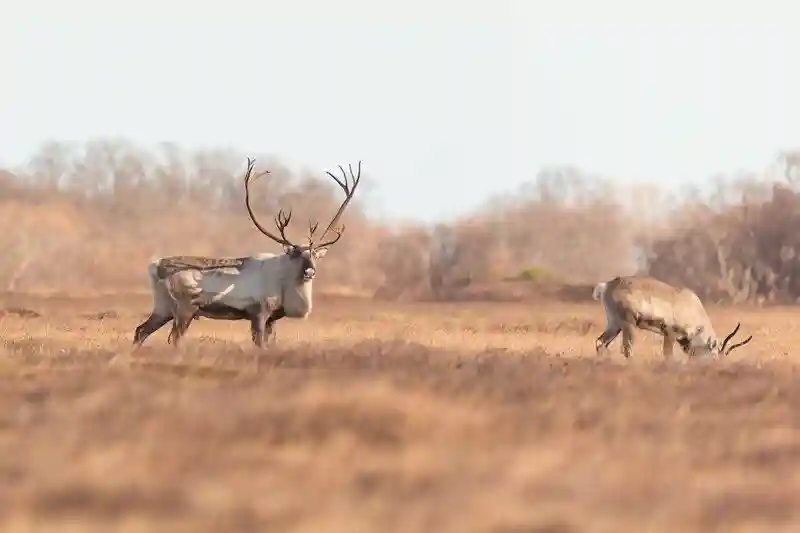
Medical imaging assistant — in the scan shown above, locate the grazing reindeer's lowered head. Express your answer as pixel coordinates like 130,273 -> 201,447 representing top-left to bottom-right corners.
593,275 -> 753,360
132,157 -> 362,350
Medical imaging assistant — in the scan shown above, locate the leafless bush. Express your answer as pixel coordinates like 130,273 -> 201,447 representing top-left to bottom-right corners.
1,140 -> 376,293
640,155 -> 800,304
423,167 -> 639,298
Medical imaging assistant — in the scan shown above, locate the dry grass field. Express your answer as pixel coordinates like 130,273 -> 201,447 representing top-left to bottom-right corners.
0,292 -> 799,533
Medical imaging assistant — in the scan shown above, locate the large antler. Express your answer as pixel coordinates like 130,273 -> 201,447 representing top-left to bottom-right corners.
243,157 -> 297,247
719,322 -> 753,356
312,161 -> 362,248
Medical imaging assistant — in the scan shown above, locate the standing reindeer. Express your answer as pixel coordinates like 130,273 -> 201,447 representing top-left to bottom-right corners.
132,157 -> 361,348
593,275 -> 752,359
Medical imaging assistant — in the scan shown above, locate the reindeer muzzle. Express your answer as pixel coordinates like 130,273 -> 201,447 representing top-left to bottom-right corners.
303,268 -> 315,281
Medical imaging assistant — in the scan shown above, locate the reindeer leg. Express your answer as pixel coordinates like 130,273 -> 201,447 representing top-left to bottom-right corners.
245,303 -> 279,374
133,313 -> 173,347
621,324 -> 634,359
595,326 -> 621,356
661,333 -> 675,360
167,320 -> 185,347
167,321 -> 180,345
166,308 -> 184,346
250,306 -> 267,348
264,307 -> 286,345
655,322 -> 676,361
170,305 -> 198,350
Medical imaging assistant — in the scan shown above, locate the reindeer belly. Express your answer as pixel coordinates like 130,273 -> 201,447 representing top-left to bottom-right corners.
196,303 -> 252,321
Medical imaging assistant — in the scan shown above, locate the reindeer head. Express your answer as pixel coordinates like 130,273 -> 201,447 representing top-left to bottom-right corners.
242,158 -> 361,284
680,322 -> 753,358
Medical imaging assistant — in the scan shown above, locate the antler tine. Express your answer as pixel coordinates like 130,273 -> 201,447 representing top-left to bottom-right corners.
243,158 -> 295,247
245,157 -> 270,182
275,208 -> 292,226
307,219 -> 320,245
719,322 -> 742,353
724,335 -> 753,355
325,169 -> 349,192
317,226 -> 344,248
316,160 -> 362,247
274,209 -> 294,244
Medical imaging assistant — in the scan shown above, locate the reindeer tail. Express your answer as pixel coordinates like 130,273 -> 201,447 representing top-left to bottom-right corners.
592,281 -> 607,301
146,257 -> 164,287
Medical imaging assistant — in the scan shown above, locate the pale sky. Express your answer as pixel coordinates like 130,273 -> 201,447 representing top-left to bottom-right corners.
1,0 -> 799,222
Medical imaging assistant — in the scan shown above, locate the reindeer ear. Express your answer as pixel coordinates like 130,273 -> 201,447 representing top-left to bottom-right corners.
312,247 -> 328,259
283,244 -> 296,255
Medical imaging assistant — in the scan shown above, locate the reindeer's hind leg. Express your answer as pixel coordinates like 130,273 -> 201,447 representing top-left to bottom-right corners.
168,303 -> 199,348
595,326 -> 622,356
133,314 -> 173,347
134,274 -> 175,348
596,300 -> 622,356
165,272 -> 204,349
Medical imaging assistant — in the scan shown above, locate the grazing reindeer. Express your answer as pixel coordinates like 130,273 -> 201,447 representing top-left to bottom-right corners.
592,275 -> 752,359
133,157 -> 362,348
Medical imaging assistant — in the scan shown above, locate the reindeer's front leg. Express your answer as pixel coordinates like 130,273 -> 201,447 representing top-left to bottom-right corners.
661,334 -> 675,360
264,307 -> 286,345
249,303 -> 285,348
250,307 -> 267,348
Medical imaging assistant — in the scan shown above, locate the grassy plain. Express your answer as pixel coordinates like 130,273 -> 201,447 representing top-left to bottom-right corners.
0,292 -> 798,533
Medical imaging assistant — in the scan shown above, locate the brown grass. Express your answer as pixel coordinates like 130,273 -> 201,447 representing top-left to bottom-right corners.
0,293 -> 797,532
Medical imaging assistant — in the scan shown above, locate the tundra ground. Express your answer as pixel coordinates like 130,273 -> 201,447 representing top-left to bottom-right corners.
0,293 -> 798,533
